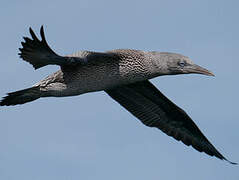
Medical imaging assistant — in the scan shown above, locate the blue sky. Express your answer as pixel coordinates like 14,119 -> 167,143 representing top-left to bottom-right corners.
0,0 -> 238,179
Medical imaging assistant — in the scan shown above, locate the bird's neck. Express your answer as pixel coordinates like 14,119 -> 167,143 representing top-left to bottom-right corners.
143,51 -> 171,78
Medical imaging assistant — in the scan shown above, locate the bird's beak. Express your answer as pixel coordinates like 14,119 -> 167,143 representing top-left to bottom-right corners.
186,64 -> 215,76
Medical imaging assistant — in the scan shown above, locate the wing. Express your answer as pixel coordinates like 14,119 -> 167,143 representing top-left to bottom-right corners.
105,80 -> 236,164
19,26 -> 115,69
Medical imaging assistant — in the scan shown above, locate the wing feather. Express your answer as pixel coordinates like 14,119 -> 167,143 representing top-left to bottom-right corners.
105,80 -> 236,164
19,26 -> 116,69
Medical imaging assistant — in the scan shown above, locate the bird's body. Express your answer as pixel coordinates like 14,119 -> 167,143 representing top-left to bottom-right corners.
24,48 -> 197,98
0,26 -> 236,164
36,49 -> 152,97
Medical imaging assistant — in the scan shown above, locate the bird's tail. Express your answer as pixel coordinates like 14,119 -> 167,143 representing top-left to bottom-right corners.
0,87 -> 41,106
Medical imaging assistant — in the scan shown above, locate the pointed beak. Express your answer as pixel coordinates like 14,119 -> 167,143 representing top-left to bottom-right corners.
187,64 -> 215,76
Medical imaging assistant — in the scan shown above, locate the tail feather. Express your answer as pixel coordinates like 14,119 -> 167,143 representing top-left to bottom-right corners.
19,26 -> 64,69
0,87 -> 41,106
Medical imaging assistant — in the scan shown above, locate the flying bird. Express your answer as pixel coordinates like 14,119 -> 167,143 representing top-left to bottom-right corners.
0,26 -> 236,164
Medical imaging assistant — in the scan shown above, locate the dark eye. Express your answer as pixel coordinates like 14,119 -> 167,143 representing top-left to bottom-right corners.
178,61 -> 186,67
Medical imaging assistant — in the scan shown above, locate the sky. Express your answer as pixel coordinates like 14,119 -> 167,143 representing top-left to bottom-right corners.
0,0 -> 238,179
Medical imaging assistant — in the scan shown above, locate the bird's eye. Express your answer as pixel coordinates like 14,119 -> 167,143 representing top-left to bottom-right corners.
178,61 -> 186,67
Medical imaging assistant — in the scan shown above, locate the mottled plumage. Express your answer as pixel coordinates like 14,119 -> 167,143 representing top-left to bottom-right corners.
0,26 -> 236,164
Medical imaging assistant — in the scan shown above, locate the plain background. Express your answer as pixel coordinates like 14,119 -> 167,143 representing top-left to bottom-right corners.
0,0 -> 238,179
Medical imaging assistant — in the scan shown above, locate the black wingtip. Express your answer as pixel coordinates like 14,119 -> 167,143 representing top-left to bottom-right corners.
225,158 -> 237,165
29,27 -> 39,42
40,25 -> 44,32
19,26 -> 60,70
40,25 -> 46,43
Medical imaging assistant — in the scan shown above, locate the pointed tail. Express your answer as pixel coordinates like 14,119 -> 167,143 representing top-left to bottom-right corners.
0,87 -> 41,106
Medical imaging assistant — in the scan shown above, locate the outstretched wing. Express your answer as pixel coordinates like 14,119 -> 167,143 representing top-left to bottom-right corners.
105,80 -> 236,164
19,26 -> 115,69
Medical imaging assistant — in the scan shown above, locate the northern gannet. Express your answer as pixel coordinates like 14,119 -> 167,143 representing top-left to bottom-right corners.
0,26 -> 236,164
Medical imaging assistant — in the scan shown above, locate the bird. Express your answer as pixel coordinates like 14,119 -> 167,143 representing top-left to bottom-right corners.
0,26 -> 236,164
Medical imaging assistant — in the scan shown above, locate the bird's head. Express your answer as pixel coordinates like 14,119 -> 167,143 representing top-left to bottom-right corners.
148,51 -> 214,77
